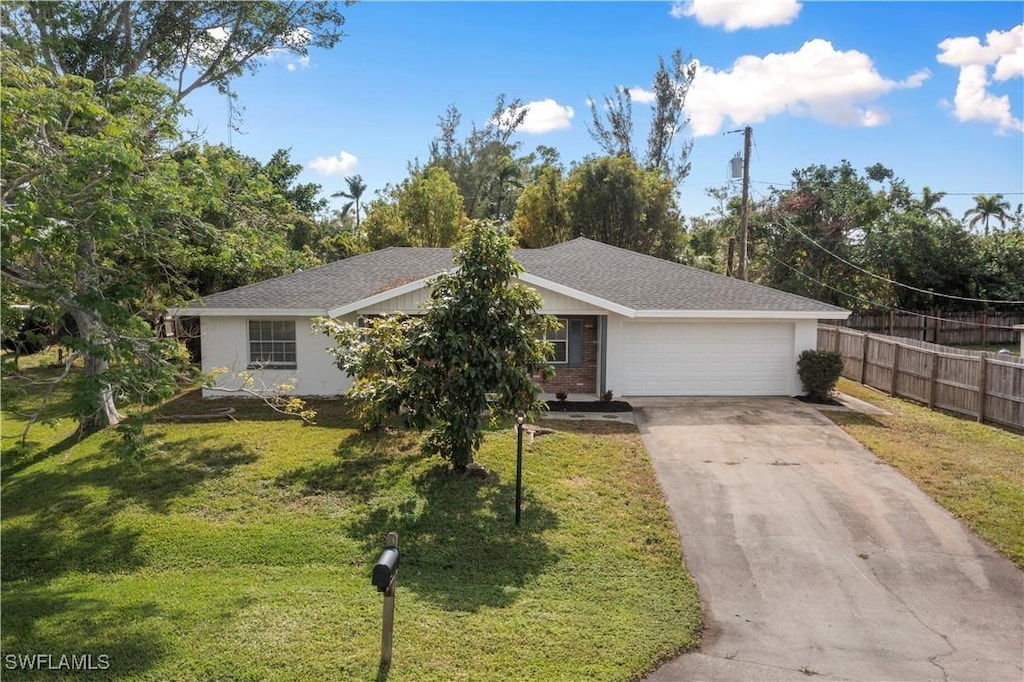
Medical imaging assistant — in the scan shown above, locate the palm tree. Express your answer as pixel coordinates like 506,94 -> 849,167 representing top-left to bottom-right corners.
918,186 -> 952,222
332,174 -> 368,230
963,193 -> 1011,236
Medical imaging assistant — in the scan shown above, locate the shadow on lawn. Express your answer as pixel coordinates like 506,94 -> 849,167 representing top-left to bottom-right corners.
280,430 -> 560,613
353,465 -> 560,613
1,435 -> 255,582
1,584 -> 167,680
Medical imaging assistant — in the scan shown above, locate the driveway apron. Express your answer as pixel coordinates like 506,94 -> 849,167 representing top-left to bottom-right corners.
636,397 -> 1023,682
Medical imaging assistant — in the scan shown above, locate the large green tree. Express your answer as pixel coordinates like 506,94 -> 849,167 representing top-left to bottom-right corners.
2,1 -> 348,102
362,168 -> 468,249
563,156 -> 683,259
511,165 -> 570,248
317,222 -> 556,471
0,2 -> 348,431
1,60 -> 191,429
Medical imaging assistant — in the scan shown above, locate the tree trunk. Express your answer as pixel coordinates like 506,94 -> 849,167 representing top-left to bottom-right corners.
73,235 -> 123,432
70,306 -> 124,432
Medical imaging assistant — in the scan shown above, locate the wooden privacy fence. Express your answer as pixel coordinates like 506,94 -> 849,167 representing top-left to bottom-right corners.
818,325 -> 1024,431
831,311 -> 1024,347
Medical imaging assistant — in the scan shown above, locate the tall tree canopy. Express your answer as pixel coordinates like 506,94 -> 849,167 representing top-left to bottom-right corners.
563,156 -> 682,260
0,2 -> 349,431
2,1 -> 348,101
963,194 -> 1012,236
362,168 -> 468,249
588,49 -> 696,184
421,96 -> 528,224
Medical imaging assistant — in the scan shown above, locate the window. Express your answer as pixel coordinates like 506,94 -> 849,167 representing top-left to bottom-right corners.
542,318 -> 569,364
248,320 -> 296,369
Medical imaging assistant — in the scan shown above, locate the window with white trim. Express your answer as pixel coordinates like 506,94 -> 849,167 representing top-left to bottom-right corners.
542,318 -> 569,364
248,320 -> 297,369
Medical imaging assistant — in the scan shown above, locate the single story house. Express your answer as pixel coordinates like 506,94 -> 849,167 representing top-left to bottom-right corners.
170,238 -> 849,398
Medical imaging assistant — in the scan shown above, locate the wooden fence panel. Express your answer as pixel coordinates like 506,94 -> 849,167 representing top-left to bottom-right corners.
832,311 -> 1024,346
932,355 -> 980,420
818,325 -> 1023,431
984,360 -> 1024,430
895,346 -> 930,403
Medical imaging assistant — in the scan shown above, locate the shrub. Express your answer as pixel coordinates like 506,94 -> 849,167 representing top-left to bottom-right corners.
797,350 -> 844,402
601,389 -> 614,402
555,391 -> 568,402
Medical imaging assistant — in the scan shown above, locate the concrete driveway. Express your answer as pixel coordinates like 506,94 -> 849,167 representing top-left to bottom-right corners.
636,397 -> 1023,682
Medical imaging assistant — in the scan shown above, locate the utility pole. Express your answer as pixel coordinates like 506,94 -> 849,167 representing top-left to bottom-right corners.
738,126 -> 752,281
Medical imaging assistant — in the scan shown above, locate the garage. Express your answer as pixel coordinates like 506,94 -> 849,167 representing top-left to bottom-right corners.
620,321 -> 796,396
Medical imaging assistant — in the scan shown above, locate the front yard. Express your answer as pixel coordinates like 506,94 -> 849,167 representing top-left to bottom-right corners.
826,378 -> 1024,568
1,367 -> 700,680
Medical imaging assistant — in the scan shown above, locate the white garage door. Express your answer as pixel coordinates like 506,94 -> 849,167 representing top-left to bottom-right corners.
621,321 -> 795,396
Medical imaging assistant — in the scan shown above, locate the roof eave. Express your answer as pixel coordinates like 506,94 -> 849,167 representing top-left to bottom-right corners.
166,307 -> 329,317
632,309 -> 851,319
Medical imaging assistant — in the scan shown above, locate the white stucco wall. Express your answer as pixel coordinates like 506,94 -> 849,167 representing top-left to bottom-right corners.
200,315 -> 353,398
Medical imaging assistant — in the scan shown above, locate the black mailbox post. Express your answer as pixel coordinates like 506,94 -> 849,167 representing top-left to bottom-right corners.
372,547 -> 399,592
373,532 -> 399,668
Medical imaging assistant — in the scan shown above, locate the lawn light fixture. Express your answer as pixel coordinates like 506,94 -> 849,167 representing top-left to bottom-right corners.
515,411 -> 525,526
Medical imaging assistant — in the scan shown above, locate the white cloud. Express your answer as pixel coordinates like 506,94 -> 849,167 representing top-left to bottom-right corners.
308,151 -> 358,176
938,25 -> 1024,134
628,87 -> 657,104
497,99 -> 575,134
670,0 -> 801,31
686,39 -> 929,136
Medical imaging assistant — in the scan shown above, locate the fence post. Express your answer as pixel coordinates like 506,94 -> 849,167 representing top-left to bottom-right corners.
890,343 -> 901,397
927,352 -> 939,408
860,333 -> 870,385
981,311 -> 988,348
977,354 -> 987,423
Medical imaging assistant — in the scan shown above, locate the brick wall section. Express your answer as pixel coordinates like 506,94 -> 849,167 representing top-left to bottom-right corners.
536,315 -> 598,395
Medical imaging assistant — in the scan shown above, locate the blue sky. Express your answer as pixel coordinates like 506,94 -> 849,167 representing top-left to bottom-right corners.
183,1 -> 1024,222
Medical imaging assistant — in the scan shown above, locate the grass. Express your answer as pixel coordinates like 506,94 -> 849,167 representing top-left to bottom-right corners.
826,378 -> 1024,568
1,357 -> 701,681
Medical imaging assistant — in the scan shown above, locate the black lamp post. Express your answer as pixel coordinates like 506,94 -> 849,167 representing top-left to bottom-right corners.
515,411 -> 524,526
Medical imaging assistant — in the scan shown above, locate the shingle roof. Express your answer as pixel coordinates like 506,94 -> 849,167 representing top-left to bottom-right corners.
185,238 -> 847,315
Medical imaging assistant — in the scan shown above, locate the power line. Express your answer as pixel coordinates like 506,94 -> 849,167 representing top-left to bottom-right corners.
771,216 -> 1024,305
765,254 -> 1019,329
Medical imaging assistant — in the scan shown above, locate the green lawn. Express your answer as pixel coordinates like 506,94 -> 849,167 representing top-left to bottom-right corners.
827,378 -> 1024,569
1,362 -> 700,680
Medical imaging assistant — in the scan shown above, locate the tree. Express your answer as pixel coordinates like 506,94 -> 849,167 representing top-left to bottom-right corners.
171,144 -> 317,294
421,96 -> 528,223
563,156 -> 683,259
362,168 -> 468,249
511,166 -> 570,248
754,161 -> 884,307
963,194 -> 1012,236
317,222 -> 556,471
3,2 -> 348,103
918,186 -> 952,223
332,174 -> 367,230
1,3 -> 348,431
1,59 -> 192,430
588,49 -> 696,184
